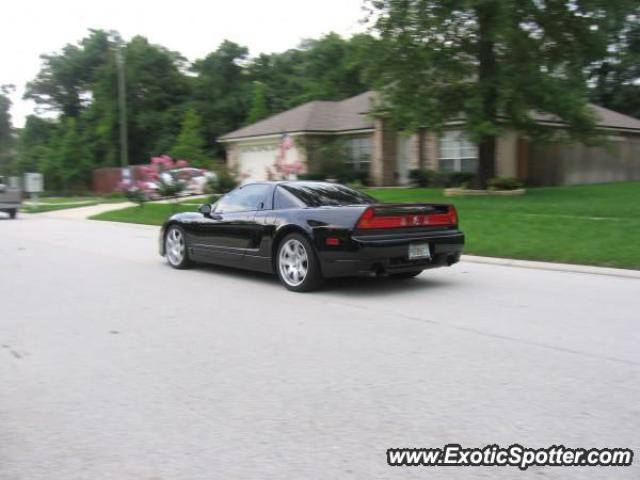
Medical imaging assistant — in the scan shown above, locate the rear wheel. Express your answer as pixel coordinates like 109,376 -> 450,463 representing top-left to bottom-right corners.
390,270 -> 422,279
276,233 -> 323,292
165,225 -> 192,269
9,209 -> 17,219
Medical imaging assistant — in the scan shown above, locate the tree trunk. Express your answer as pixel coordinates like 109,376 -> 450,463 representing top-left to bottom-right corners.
475,2 -> 499,189
476,135 -> 496,189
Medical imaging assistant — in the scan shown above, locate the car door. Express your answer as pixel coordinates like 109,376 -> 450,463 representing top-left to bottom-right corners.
188,183 -> 273,264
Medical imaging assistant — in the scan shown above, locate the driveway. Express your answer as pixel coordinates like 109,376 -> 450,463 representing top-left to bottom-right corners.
1,214 -> 638,479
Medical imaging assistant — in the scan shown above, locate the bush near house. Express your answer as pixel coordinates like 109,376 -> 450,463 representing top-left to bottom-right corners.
487,177 -> 524,191
409,169 -> 475,188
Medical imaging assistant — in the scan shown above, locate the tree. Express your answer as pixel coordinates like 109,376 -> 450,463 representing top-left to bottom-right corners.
247,81 -> 268,124
169,109 -> 209,167
192,40 -> 250,156
0,85 -> 15,174
590,9 -> 640,118
24,30 -> 118,117
89,35 -> 192,165
13,115 -> 57,175
367,0 -> 635,188
50,118 -> 92,192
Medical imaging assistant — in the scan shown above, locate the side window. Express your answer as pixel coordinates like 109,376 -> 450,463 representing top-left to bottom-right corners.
273,186 -> 304,209
215,184 -> 272,213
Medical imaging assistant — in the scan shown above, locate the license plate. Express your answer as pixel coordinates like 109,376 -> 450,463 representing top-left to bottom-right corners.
409,243 -> 431,260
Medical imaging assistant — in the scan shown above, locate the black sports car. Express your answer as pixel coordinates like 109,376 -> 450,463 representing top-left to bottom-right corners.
159,181 -> 464,292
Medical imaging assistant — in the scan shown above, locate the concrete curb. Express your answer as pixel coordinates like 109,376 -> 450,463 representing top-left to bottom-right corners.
462,254 -> 640,279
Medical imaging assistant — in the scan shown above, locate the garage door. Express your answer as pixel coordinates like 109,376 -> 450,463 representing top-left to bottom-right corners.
238,144 -> 299,182
237,148 -> 278,182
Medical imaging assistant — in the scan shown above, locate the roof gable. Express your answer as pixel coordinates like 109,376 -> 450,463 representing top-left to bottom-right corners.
219,91 -> 376,141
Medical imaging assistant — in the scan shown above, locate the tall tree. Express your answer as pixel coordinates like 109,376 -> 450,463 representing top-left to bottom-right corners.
13,115 -> 57,175
169,109 -> 209,167
192,40 -> 250,155
89,35 -> 191,164
246,81 -> 268,124
24,30 -> 118,117
368,0 -> 634,187
590,9 -> 640,118
0,85 -> 15,174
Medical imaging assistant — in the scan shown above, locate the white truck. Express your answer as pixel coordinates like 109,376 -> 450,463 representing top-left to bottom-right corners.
0,175 -> 21,219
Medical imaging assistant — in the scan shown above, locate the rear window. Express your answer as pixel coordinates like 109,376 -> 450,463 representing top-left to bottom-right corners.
280,182 -> 376,207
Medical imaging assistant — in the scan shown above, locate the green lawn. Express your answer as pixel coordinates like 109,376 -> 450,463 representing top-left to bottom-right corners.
23,196 -> 126,213
368,182 -> 640,269
90,203 -> 199,225
91,182 -> 640,269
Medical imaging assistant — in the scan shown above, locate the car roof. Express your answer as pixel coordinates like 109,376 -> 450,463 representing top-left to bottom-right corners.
242,180 -> 339,188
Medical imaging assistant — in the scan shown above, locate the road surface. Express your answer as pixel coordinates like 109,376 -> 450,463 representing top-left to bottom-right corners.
1,213 -> 638,479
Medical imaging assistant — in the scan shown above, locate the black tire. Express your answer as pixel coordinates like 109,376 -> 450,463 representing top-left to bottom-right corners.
9,209 -> 17,219
390,270 -> 423,279
276,233 -> 324,292
164,225 -> 193,269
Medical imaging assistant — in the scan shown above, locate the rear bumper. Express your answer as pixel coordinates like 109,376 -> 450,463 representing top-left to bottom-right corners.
318,230 -> 464,278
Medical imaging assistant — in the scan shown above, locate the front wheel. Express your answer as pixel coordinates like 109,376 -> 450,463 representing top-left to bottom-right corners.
9,209 -> 17,219
165,225 -> 192,269
276,233 -> 323,292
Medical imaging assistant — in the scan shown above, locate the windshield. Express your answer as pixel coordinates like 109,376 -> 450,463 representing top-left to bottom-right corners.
280,182 -> 377,207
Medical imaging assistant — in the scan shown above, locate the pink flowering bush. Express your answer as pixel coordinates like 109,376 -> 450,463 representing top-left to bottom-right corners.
120,155 -> 193,204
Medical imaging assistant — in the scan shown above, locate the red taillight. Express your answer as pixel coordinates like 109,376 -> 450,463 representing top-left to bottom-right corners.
356,206 -> 458,229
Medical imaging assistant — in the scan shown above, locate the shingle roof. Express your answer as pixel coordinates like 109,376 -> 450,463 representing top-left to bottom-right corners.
533,104 -> 640,131
219,91 -> 376,141
219,90 -> 640,141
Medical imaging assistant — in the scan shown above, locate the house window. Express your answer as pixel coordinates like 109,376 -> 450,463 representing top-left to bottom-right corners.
438,130 -> 477,172
344,137 -> 372,171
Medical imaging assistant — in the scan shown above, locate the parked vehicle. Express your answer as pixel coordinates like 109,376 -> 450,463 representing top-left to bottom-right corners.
155,168 -> 217,196
0,176 -> 21,219
159,181 -> 465,292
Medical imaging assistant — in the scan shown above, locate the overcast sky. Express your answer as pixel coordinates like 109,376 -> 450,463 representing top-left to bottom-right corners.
2,0 -> 367,127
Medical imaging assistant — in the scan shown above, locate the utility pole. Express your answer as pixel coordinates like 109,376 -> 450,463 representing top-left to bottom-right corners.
116,47 -> 129,180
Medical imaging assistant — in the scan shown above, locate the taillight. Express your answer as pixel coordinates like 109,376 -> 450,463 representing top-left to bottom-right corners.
356,206 -> 458,229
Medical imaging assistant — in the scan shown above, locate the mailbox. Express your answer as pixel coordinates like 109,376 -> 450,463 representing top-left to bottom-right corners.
24,173 -> 44,193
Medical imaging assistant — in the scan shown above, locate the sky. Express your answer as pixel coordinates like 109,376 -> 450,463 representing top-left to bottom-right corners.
1,0 -> 367,127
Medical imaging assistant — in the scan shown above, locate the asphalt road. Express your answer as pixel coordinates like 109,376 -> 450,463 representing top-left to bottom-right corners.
1,213 -> 638,479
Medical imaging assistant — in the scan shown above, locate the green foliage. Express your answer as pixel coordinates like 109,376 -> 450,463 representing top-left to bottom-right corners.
408,169 -> 475,188
25,30 -> 117,118
206,165 -> 238,193
124,187 -> 148,206
409,169 -> 435,187
169,109 -> 209,168
247,81 -> 268,124
15,30 -> 374,190
0,85 -> 15,174
590,13 -> 640,118
487,177 -> 524,191
367,0 -> 637,187
51,118 -> 93,192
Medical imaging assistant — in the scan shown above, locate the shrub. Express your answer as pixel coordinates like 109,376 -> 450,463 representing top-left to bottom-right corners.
339,169 -> 370,186
487,177 -> 524,191
206,167 -> 238,194
409,169 -> 435,187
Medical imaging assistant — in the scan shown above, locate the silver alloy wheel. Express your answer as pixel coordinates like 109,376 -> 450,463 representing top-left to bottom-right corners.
279,238 -> 309,287
165,227 -> 185,266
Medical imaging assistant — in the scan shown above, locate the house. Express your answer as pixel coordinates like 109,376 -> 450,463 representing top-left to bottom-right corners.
219,91 -> 640,186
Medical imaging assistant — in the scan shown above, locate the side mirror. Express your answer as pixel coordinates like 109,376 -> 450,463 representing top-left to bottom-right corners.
198,204 -> 212,216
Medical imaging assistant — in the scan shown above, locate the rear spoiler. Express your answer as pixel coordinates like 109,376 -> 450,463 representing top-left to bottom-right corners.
356,203 -> 457,229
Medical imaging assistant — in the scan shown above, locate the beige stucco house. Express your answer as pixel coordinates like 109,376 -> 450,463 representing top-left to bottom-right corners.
219,91 -> 640,186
